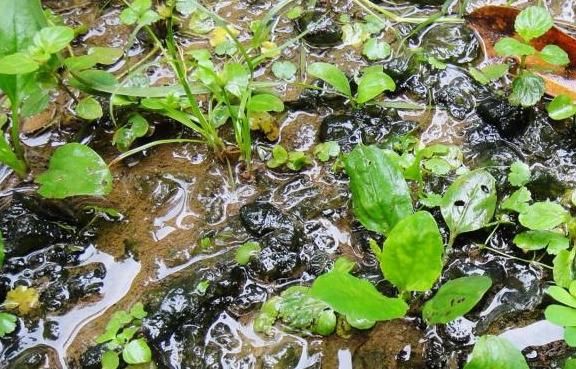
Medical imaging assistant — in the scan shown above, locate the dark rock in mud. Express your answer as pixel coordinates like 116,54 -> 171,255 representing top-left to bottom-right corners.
137,264 -> 244,369
476,96 -> 529,137
420,24 -> 479,64
434,66 -> 487,120
288,79 -> 349,111
240,202 -> 304,280
319,109 -> 416,151
0,198 -> 80,258
6,345 -> 61,369
296,11 -> 342,48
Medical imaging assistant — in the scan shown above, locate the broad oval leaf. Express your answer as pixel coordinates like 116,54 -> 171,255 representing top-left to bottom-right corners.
514,6 -> 553,42
76,96 -> 103,120
463,335 -> 529,369
355,68 -> 395,104
310,265 -> 408,321
380,211 -> 444,292
494,37 -> 536,57
509,71 -> 545,107
0,53 -> 39,75
441,169 -> 497,240
554,249 -> 576,289
513,230 -> 568,254
546,286 -> 576,309
547,95 -> 576,120
540,44 -> 570,66
36,143 -> 113,199
33,26 -> 75,54
423,275 -> 492,324
545,304 -> 576,326
308,62 -> 351,97
122,338 -> 152,364
518,201 -> 568,230
247,93 -> 284,112
343,145 -> 413,235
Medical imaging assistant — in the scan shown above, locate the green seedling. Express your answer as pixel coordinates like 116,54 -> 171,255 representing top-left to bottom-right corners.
96,302 -> 151,369
266,145 -> 312,171
493,6 -> 569,107
307,63 -> 395,106
545,285 -> 576,347
463,335 -> 528,369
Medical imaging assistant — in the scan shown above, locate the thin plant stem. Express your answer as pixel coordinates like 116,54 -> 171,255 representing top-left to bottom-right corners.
10,104 -> 24,164
108,139 -> 204,167
353,0 -> 464,24
478,243 -> 553,270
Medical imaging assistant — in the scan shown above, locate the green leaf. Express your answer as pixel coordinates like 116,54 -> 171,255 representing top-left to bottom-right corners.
128,303 -> 147,320
75,96 -> 103,120
565,357 -> 576,368
36,143 -> 113,199
33,26 -> 74,54
513,230 -> 569,254
514,6 -> 553,42
539,44 -> 570,66
0,312 -> 17,337
565,327 -> 576,347
0,0 -> 48,103
311,261 -> 409,321
271,61 -> 297,80
101,351 -> 119,369
314,141 -> 340,162
235,241 -> 261,265
547,95 -> 576,120
380,211 -> 444,292
519,201 -> 568,230
112,113 -> 149,152
547,286 -> 576,308
423,276 -> 492,324
286,151 -> 311,171
494,37 -> 536,57
509,71 -> 545,107
501,187 -> 531,213
0,132 -> 27,176
440,169 -> 497,240
343,145 -> 413,235
96,310 -> 133,343
463,335 -> 528,369
308,62 -> 352,97
355,67 -> 395,104
508,161 -> 530,187
122,338 -> 152,364
266,145 -> 288,168
554,249 -> 575,288
362,38 -> 391,60
481,63 -> 510,80
221,63 -> 250,97
0,53 -> 39,74
248,94 -> 284,113
545,305 -> 576,326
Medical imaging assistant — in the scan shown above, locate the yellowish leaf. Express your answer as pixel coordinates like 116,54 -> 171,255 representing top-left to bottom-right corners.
5,286 -> 40,315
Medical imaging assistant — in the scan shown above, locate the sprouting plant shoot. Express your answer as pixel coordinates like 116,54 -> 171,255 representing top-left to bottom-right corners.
493,6 -> 569,107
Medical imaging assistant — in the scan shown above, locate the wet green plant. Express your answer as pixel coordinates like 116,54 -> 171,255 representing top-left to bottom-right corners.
266,145 -> 312,171
36,143 -> 113,199
464,335 -> 528,369
234,241 -> 261,265
422,276 -> 492,324
307,63 -> 395,106
313,141 -> 341,162
96,302 -> 151,369
548,95 -> 576,121
310,258 -> 408,325
494,6 -> 569,107
343,145 -> 413,235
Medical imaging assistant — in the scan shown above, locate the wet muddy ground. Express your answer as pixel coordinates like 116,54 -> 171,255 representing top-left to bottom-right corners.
2,0 -> 576,368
